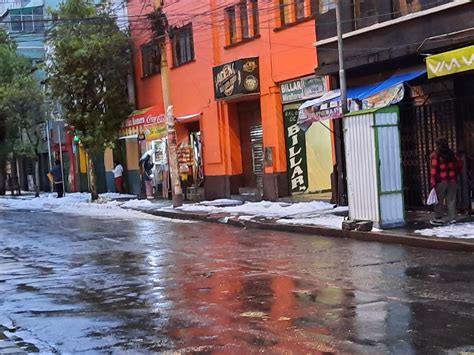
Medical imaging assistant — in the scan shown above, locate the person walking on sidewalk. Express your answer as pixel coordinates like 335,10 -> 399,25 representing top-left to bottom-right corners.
140,151 -> 155,200
430,138 -> 462,225
113,161 -> 124,194
49,160 -> 64,198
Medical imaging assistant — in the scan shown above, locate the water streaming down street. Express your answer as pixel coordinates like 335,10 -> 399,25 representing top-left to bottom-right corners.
0,209 -> 473,354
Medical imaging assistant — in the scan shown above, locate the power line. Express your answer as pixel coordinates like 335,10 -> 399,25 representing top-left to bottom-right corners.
0,0 -> 449,26
3,0 -> 453,74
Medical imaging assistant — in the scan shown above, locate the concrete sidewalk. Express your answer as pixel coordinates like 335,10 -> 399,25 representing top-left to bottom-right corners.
129,206 -> 474,253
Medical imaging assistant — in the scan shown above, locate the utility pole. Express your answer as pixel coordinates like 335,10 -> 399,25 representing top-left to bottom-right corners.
335,0 -> 348,206
160,40 -> 183,207
335,0 -> 347,114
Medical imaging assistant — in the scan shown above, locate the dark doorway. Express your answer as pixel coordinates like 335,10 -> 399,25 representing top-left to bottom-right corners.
237,100 -> 263,192
114,140 -> 130,194
400,86 -> 474,209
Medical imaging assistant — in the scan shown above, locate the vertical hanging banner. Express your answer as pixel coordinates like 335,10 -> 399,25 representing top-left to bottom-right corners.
283,106 -> 308,193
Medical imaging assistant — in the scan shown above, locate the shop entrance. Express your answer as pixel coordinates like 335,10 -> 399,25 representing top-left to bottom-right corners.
237,100 -> 264,194
113,139 -> 130,193
177,120 -> 204,201
400,91 -> 474,209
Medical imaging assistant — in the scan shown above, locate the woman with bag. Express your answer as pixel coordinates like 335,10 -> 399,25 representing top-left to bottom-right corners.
429,138 -> 463,225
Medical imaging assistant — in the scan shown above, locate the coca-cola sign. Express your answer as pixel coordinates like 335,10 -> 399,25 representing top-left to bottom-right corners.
122,113 -> 166,128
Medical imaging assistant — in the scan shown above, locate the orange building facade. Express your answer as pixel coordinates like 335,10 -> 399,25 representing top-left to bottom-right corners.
128,0 -> 334,200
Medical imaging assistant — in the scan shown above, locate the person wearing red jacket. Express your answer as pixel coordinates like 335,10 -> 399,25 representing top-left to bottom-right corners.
430,138 -> 463,225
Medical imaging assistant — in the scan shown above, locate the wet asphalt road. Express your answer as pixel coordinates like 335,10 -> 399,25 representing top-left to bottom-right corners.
0,210 -> 474,354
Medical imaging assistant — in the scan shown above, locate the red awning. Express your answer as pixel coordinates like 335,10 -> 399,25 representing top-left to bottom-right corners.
122,105 -> 165,128
120,105 -> 166,140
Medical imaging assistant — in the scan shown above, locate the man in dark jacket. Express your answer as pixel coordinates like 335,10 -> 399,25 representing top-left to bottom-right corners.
50,160 -> 64,198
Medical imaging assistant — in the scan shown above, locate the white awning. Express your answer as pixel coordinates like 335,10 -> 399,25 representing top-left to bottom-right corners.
299,90 -> 341,110
175,113 -> 202,123
118,134 -> 138,140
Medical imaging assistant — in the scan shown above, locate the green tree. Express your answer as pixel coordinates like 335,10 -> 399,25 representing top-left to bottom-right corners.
47,0 -> 131,200
4,76 -> 46,197
0,29 -> 36,195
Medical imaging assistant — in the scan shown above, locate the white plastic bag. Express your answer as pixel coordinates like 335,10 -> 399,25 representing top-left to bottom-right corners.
426,188 -> 438,206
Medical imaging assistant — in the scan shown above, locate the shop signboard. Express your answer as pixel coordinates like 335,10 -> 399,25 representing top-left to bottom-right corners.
213,57 -> 260,100
119,105 -> 166,140
427,45 -> 474,79
283,105 -> 308,194
301,83 -> 405,123
122,112 -> 166,128
280,76 -> 325,104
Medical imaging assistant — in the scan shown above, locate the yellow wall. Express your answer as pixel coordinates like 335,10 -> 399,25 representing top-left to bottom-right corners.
126,139 -> 140,170
79,147 -> 87,174
104,148 -> 114,171
305,122 -> 333,192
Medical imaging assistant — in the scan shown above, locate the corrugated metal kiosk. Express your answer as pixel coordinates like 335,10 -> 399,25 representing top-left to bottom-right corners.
343,106 -> 405,228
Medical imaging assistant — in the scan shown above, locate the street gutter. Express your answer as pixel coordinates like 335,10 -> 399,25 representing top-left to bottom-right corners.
131,208 -> 474,253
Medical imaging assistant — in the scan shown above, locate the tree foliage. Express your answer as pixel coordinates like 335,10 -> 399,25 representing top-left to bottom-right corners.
0,29 -> 36,160
47,0 -> 131,155
0,28 -> 45,192
0,28 -> 45,195
6,76 -> 45,158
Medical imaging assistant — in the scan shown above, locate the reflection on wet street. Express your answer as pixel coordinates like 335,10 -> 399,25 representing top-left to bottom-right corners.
1,210 -> 474,354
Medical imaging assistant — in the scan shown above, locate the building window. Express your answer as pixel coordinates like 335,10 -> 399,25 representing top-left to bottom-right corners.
225,1 -> 259,46
33,7 -> 44,31
279,0 -> 291,25
239,1 -> 249,39
9,6 -> 44,33
225,6 -> 237,44
319,0 -> 335,14
278,0 -> 316,26
141,41 -> 161,78
295,0 -> 305,19
354,0 -> 378,29
250,0 -> 259,36
170,24 -> 194,67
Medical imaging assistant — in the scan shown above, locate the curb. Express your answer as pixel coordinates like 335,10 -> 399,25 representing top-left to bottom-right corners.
139,208 -> 474,253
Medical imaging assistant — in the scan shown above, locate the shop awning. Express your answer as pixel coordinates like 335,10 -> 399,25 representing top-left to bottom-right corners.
175,112 -> 202,123
119,105 -> 166,140
118,134 -> 138,140
298,69 -> 426,124
122,105 -> 165,128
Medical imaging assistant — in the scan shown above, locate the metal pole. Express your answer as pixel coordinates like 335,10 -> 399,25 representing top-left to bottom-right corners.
160,40 -> 183,207
16,124 -> 22,195
335,0 -> 347,114
57,123 -> 66,197
46,120 -> 53,170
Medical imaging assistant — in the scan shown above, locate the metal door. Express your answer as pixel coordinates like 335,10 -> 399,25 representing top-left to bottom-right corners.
343,113 -> 379,222
400,100 -> 457,207
250,124 -> 264,193
374,109 -> 405,227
